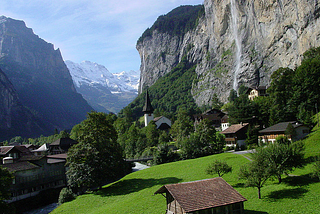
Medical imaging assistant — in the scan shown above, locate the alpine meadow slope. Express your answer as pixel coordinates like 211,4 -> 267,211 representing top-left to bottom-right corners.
52,135 -> 320,214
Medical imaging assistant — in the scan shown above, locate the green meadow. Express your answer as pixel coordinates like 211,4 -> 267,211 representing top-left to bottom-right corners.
52,133 -> 320,214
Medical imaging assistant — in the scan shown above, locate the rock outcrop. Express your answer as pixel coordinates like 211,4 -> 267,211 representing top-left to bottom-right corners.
137,0 -> 320,105
0,16 -> 93,135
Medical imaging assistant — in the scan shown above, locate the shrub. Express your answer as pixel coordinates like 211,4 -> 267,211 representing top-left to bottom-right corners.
58,187 -> 75,204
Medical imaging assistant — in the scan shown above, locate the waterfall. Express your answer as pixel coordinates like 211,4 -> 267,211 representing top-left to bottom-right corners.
140,49 -> 146,93
230,0 -> 241,91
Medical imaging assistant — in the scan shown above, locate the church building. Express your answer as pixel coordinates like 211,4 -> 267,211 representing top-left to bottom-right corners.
143,90 -> 171,130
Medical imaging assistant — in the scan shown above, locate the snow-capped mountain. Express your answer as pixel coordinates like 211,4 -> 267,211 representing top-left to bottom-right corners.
65,60 -> 139,94
65,60 -> 140,113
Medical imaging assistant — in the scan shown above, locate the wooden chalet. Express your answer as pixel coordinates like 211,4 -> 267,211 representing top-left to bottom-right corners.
259,121 -> 309,143
247,86 -> 268,101
220,123 -> 249,147
193,109 -> 228,131
0,145 -> 31,160
49,137 -> 78,155
154,177 -> 247,214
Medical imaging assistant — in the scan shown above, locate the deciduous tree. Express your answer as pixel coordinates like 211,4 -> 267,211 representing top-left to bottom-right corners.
0,167 -> 13,213
170,108 -> 193,141
264,137 -> 305,183
239,147 -> 272,199
66,112 -> 128,193
206,160 -> 232,177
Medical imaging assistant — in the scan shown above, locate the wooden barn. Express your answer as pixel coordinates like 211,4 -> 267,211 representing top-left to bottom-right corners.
154,177 -> 247,214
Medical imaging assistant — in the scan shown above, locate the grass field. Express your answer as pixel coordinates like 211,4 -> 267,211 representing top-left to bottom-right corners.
52,132 -> 320,214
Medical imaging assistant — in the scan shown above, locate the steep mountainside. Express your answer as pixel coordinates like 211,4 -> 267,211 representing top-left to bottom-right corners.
66,60 -> 139,113
137,0 -> 320,105
0,16 -> 93,135
0,68 -> 49,140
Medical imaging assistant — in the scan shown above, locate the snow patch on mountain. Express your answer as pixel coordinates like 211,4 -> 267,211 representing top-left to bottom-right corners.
65,60 -> 140,94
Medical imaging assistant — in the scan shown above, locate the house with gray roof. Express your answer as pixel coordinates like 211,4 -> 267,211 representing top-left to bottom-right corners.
154,177 -> 247,214
259,121 -> 309,143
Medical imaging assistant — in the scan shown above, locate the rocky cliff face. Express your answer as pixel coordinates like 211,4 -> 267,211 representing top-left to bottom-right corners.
0,68 -> 48,140
137,0 -> 320,105
0,16 -> 93,134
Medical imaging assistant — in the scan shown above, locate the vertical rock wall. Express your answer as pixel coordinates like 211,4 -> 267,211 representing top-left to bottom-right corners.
137,0 -> 320,105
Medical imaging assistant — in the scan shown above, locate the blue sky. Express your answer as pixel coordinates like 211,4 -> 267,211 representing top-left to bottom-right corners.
0,0 -> 203,73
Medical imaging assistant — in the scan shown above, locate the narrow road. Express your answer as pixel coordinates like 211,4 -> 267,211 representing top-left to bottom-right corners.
232,149 -> 254,161
132,162 -> 150,172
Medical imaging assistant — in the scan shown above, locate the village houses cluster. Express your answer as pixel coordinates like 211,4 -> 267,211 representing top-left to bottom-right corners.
0,86 -> 310,213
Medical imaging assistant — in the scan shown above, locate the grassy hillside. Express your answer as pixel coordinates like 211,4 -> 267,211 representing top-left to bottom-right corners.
52,132 -> 320,214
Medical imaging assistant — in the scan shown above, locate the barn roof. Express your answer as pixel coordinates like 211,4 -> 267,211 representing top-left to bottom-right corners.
154,177 -> 247,213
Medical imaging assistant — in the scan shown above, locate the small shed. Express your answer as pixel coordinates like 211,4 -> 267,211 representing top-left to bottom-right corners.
154,177 -> 247,214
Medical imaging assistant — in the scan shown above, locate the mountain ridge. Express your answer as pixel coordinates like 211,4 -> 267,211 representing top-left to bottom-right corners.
66,60 -> 139,113
0,16 -> 93,138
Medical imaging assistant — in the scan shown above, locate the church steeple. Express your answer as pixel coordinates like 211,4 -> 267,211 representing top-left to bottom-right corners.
143,89 -> 154,114
143,89 -> 154,126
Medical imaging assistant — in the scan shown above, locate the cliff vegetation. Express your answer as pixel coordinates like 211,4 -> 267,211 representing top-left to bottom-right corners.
138,5 -> 204,43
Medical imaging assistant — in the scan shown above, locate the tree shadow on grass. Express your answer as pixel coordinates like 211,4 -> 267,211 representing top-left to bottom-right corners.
95,177 -> 182,197
282,174 -> 319,187
244,210 -> 268,214
232,182 -> 246,188
266,187 -> 308,201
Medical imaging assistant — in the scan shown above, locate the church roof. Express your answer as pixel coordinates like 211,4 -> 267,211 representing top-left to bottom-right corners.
142,89 -> 154,113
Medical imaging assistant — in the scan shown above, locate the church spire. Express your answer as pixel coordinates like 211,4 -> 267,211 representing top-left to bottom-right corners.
143,89 -> 154,127
143,89 -> 154,114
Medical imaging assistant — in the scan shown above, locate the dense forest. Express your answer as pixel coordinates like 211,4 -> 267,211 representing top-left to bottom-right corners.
118,55 -> 200,121
138,5 -> 205,43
